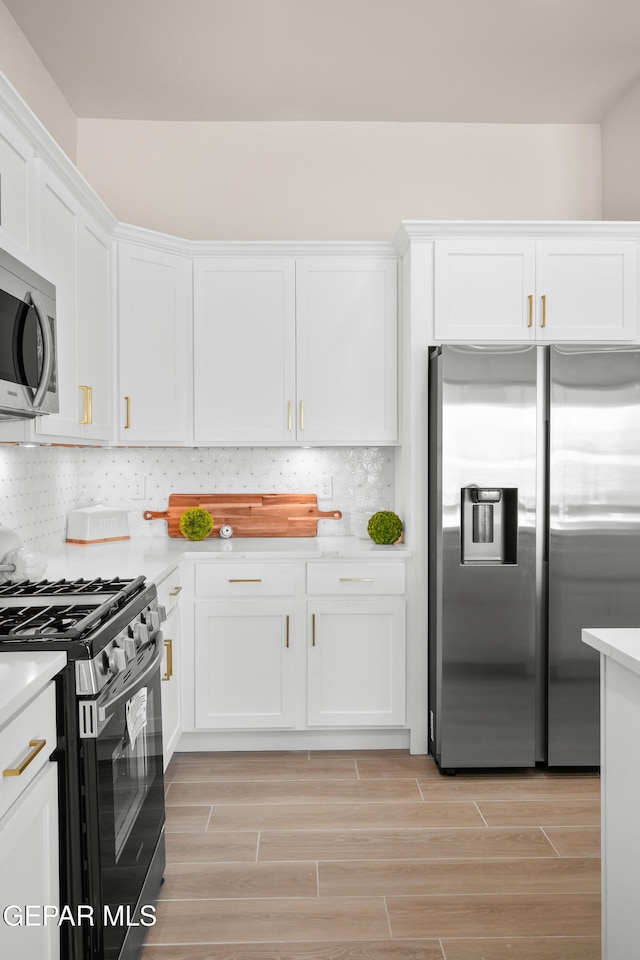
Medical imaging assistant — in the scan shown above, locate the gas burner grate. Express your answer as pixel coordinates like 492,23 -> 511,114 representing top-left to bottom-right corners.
0,603 -> 105,640
0,576 -> 143,598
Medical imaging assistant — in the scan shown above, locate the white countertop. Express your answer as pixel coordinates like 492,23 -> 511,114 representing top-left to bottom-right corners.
582,628 -> 640,679
43,535 -> 410,584
0,651 -> 67,728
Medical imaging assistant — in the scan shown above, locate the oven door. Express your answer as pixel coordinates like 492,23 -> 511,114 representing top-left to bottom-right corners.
81,638 -> 165,960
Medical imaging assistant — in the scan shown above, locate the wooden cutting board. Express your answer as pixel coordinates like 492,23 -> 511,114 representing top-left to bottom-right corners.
143,494 -> 342,538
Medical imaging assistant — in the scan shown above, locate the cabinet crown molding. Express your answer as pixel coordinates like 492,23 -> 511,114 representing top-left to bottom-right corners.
113,222 -> 397,258
0,72 -> 117,236
394,219 -> 640,254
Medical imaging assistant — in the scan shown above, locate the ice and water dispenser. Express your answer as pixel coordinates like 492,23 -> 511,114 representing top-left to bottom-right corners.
461,487 -> 518,564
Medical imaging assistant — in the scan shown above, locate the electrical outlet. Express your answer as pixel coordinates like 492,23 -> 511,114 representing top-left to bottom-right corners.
318,476 -> 333,500
132,477 -> 146,499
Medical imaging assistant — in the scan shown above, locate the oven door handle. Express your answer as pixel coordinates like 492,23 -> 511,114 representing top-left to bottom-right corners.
25,290 -> 55,411
97,637 -> 163,722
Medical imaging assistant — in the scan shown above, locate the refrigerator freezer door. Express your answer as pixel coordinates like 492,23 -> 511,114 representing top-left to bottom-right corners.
429,345 -> 539,769
548,345 -> 640,766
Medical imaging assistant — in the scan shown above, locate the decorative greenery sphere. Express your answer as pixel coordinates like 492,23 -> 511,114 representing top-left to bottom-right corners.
179,507 -> 214,541
367,510 -> 403,545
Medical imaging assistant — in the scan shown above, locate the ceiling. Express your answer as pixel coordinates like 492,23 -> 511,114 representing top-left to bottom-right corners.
5,0 -> 640,123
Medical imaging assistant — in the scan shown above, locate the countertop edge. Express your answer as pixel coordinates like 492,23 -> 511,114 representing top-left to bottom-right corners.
582,627 -> 640,679
0,651 -> 67,729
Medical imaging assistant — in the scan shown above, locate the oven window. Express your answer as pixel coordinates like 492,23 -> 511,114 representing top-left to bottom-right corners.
112,712 -> 150,862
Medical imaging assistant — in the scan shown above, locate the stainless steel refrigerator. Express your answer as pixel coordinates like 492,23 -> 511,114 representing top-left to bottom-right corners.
428,343 -> 640,770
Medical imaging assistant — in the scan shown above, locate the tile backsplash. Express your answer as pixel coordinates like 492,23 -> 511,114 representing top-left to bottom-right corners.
0,446 -> 395,550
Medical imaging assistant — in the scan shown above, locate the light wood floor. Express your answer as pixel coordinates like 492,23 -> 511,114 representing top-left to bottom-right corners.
142,750 -> 601,960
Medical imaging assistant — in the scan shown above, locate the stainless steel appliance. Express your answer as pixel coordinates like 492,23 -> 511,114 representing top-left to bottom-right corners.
0,245 -> 58,419
0,576 -> 166,960
429,343 -> 640,770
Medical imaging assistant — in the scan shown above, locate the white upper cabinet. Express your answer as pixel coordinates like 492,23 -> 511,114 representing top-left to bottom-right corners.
193,258 -> 296,443
116,241 -> 192,444
193,255 -> 398,445
0,113 -> 35,259
296,258 -> 398,444
34,165 -> 112,443
435,238 -> 638,342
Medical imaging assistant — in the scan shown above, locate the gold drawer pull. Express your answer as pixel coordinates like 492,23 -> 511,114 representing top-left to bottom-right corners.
163,637 -> 173,681
228,578 -> 262,583
340,577 -> 374,583
287,400 -> 293,431
286,614 -> 290,649
299,400 -> 304,431
169,586 -> 182,597
124,395 -> 131,429
312,613 -> 316,646
541,294 -> 547,329
3,739 -> 46,777
527,294 -> 533,329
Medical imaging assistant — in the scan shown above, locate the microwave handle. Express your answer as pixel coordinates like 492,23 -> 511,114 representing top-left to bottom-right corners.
25,290 -> 54,410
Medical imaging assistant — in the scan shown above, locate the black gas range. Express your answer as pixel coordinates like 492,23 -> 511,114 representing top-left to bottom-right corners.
0,576 -> 167,960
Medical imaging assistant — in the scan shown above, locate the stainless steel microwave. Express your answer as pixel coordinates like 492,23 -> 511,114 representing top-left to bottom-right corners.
0,245 -> 58,420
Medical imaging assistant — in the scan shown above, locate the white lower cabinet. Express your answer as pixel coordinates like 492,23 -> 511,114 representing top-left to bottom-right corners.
307,599 -> 406,726
190,559 -> 406,735
0,681 -> 59,960
194,601 -> 295,728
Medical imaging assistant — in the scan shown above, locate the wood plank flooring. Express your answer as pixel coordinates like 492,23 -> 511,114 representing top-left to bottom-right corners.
142,750 -> 601,960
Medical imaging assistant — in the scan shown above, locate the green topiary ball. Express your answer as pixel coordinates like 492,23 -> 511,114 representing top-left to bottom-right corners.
179,507 -> 214,541
367,510 -> 403,545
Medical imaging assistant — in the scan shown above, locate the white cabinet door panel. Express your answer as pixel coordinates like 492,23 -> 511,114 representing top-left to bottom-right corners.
296,258 -> 398,443
117,243 -> 192,443
307,600 -> 405,726
536,240 -> 637,341
193,259 -> 296,443
194,601 -> 295,729
434,240 -> 536,341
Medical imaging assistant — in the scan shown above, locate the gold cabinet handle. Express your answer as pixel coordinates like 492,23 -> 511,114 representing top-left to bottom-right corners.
162,637 -> 173,681
285,614 -> 290,649
3,739 -> 46,777
228,579 -> 262,583
312,612 -> 316,646
124,396 -> 131,429
169,586 -> 182,597
287,400 -> 292,431
527,295 -> 533,329
79,385 -> 92,424
541,294 -> 547,329
299,400 -> 304,431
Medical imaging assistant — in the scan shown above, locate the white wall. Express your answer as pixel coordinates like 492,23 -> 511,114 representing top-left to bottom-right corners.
602,76 -> 640,220
0,1 -> 76,161
77,120 -> 602,240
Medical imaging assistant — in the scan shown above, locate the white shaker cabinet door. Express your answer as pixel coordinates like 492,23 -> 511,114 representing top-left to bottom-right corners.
434,239 -> 537,341
0,762 -> 59,960
193,258 -> 296,443
307,599 -> 406,726
0,114 -> 34,258
117,242 -> 192,443
295,258 -> 398,444
535,240 -> 637,341
194,601 -> 296,729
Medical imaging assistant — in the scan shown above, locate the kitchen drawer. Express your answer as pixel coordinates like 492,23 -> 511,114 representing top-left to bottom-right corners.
0,682 -> 57,820
195,563 -> 297,597
306,562 -> 406,595
156,565 -> 182,616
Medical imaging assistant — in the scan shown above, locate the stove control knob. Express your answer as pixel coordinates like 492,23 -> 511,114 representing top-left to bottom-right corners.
146,610 -> 161,631
132,621 -> 149,645
124,636 -> 137,660
109,648 -> 128,674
